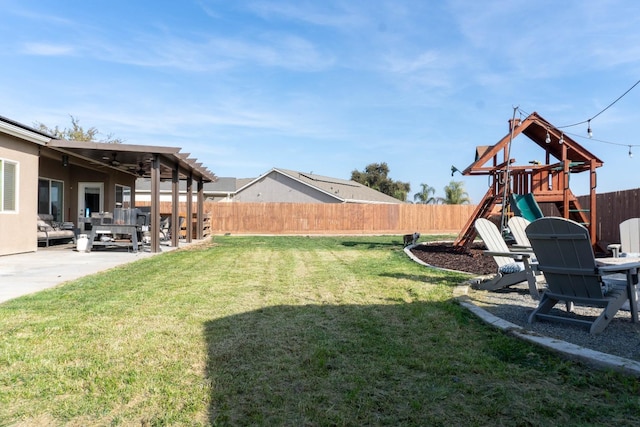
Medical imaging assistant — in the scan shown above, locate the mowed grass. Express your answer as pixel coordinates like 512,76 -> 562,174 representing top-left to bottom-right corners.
1,235 -> 639,426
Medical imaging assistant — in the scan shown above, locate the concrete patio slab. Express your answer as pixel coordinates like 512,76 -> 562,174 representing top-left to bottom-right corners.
0,242 -> 194,304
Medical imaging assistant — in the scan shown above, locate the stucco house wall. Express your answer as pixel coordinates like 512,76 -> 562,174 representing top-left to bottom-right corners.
0,133 -> 40,256
234,171 -> 339,203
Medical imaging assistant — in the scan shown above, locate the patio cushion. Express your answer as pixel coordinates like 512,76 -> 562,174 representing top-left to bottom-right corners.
621,252 -> 640,258
499,262 -> 524,274
37,220 -> 53,232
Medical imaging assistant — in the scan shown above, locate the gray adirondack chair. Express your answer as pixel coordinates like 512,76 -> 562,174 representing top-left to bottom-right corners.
474,218 -> 540,299
525,217 -> 636,334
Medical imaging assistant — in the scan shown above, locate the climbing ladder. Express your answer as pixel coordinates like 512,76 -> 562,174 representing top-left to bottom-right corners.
454,188 -> 503,249
554,196 -> 590,227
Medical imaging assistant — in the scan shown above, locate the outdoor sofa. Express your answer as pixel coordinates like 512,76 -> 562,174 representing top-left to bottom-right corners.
37,214 -> 76,247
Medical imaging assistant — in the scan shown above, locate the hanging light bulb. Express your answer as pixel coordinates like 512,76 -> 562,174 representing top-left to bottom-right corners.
545,128 -> 551,144
629,146 -> 633,158
587,120 -> 593,138
559,133 -> 564,145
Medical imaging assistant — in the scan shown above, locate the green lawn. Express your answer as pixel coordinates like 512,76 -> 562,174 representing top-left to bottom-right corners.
1,235 -> 639,426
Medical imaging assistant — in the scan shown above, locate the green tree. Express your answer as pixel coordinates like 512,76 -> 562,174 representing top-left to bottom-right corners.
443,180 -> 471,204
34,115 -> 123,143
413,183 -> 438,204
351,162 -> 410,202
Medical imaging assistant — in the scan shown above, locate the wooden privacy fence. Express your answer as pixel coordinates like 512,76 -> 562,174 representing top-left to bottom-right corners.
139,187 -> 640,243
138,202 -> 477,235
577,188 -> 640,246
205,203 -> 476,235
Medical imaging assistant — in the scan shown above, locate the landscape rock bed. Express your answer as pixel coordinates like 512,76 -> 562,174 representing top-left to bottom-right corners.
409,241 -> 640,364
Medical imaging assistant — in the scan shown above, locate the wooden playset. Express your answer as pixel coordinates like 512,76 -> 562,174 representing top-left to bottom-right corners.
454,111 -> 603,249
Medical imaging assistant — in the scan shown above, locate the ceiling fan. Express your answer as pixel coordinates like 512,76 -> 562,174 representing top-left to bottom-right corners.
95,153 -> 120,169
110,153 -> 121,167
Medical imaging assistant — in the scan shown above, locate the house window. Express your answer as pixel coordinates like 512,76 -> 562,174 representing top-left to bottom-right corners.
0,158 -> 18,212
38,178 -> 64,222
115,184 -> 131,208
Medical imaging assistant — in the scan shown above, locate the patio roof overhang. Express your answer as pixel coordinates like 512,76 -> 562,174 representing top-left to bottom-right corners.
46,139 -> 217,182
45,139 -> 216,253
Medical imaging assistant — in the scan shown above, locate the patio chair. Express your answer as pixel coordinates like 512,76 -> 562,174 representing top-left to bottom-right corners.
474,218 -> 541,299
525,217 -> 635,334
507,216 -> 532,249
37,214 -> 76,247
607,218 -> 640,258
179,216 -> 187,239
159,216 -> 171,241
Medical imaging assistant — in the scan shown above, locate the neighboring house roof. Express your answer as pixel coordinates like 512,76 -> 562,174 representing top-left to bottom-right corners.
237,168 -> 403,204
136,168 -> 404,204
136,177 -> 240,194
235,177 -> 254,189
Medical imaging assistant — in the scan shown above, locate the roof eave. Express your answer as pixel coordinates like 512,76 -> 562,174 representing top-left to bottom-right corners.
0,120 -> 51,145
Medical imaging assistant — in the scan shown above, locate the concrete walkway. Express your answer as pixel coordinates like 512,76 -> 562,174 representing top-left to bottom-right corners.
0,242 -> 191,304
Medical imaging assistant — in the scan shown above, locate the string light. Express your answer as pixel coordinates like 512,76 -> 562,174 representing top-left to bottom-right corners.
515,78 -> 640,158
560,129 -> 640,158
519,79 -> 640,139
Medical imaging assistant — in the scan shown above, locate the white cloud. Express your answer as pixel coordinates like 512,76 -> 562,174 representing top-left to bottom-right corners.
8,7 -> 75,26
246,1 -> 367,29
29,29 -> 334,73
4,0 -> 640,204
386,50 -> 441,75
21,42 -> 75,56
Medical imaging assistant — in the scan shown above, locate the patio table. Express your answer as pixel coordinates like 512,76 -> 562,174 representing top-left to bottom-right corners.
87,224 -> 139,252
596,257 -> 640,323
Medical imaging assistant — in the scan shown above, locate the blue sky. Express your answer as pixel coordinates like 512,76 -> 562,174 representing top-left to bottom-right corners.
1,0 -> 639,203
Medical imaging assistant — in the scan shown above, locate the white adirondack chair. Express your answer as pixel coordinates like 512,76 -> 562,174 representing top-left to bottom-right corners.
507,216 -> 532,250
607,218 -> 640,257
474,218 -> 540,299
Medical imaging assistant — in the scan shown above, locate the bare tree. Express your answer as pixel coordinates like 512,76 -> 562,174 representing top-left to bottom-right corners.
34,115 -> 124,143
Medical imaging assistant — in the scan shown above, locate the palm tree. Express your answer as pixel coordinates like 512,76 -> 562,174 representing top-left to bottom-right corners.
443,181 -> 471,204
413,183 -> 437,204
